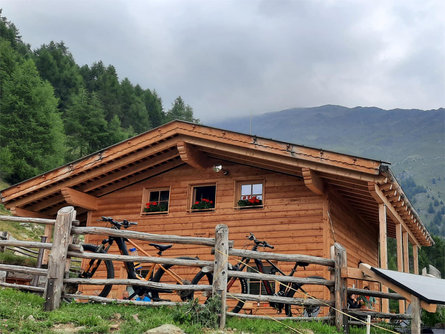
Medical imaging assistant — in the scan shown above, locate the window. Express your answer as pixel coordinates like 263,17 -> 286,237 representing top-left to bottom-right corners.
141,188 -> 170,214
236,181 -> 264,208
191,185 -> 216,210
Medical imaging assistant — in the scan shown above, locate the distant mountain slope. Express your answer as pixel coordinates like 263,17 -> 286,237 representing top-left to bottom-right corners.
211,105 -> 445,235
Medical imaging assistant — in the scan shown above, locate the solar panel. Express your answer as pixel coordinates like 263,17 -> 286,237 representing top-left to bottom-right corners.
371,267 -> 445,305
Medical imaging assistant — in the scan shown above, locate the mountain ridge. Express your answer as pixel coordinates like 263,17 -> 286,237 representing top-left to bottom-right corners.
211,105 -> 445,236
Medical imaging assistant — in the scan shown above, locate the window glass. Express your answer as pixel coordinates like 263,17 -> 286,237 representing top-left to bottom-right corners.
238,181 -> 264,206
192,185 -> 216,210
241,184 -> 251,197
143,188 -> 170,213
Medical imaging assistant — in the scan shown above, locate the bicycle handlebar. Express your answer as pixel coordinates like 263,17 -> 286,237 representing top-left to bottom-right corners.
247,232 -> 274,249
99,216 -> 138,229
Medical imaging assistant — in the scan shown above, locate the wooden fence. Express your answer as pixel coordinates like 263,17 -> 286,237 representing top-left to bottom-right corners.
0,206 -> 417,332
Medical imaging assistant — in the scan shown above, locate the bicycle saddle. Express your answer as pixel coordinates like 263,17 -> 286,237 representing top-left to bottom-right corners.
149,243 -> 173,252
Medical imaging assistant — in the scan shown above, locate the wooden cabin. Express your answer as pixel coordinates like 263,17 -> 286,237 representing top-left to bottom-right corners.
0,121 -> 433,306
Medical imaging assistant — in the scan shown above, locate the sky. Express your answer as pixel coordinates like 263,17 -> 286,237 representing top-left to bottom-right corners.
1,0 -> 444,122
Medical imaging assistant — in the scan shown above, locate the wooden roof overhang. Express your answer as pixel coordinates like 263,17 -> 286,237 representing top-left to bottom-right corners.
0,121 -> 433,246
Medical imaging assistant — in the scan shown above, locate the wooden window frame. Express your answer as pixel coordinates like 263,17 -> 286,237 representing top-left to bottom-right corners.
189,184 -> 216,212
235,180 -> 264,209
141,187 -> 171,215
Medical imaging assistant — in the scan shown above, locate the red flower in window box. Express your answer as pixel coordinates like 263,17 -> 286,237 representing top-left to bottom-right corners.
238,196 -> 262,207
192,198 -> 215,210
144,201 -> 168,212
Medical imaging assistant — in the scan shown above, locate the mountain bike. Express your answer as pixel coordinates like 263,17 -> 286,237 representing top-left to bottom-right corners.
191,232 -> 325,316
79,217 -> 198,301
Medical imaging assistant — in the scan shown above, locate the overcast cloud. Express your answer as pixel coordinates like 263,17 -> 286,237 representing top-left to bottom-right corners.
1,0 -> 444,121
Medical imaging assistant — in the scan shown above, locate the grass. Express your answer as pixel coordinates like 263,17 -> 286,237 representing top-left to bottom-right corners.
0,288 -> 403,334
0,250 -> 37,267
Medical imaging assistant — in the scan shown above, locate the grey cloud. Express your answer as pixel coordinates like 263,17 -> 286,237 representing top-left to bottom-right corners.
2,0 -> 444,121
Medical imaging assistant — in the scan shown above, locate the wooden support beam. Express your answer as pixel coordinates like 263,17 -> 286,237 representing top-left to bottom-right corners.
403,231 -> 410,274
379,204 -> 389,314
302,168 -> 324,195
177,141 -> 211,169
396,224 -> 405,312
379,204 -> 388,270
380,183 -> 393,192
368,182 -> 420,246
413,245 -> 419,275
61,188 -> 98,211
10,207 -> 52,218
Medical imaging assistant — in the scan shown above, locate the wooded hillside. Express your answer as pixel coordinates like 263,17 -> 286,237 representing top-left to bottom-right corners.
0,12 -> 198,185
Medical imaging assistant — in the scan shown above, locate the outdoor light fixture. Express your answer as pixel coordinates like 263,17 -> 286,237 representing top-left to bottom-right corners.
213,164 -> 229,176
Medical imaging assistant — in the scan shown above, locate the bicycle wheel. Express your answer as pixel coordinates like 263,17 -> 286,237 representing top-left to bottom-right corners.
151,257 -> 203,302
79,244 -> 115,297
284,276 -> 324,317
191,268 -> 248,313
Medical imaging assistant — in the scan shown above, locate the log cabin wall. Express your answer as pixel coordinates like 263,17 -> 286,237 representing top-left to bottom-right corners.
327,192 -> 379,268
82,161 -> 329,299
327,191 -> 379,296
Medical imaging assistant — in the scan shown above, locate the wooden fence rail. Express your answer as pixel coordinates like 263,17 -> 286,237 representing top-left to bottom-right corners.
0,207 -> 418,331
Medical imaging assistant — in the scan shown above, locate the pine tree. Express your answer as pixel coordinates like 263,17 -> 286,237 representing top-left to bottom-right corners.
33,41 -> 84,111
0,41 -> 65,183
120,78 -> 151,133
64,88 -> 111,159
165,96 -> 199,123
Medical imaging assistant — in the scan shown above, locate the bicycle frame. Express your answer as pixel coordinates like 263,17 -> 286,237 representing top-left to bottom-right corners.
86,230 -> 185,286
230,242 -> 305,313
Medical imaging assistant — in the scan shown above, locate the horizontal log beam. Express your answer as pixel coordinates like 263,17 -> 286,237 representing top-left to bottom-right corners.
71,226 -> 218,247
0,215 -> 55,225
68,250 -> 213,267
229,248 -> 335,267
226,312 -> 334,321
177,141 -> 211,169
0,263 -> 48,276
228,270 -> 334,287
341,267 -> 379,282
0,240 -> 52,249
64,278 -> 212,291
347,288 -> 405,300
63,293 -> 179,306
228,292 -> 334,307
302,168 -> 324,195
347,310 -> 412,320
0,282 -> 45,293
61,187 -> 98,211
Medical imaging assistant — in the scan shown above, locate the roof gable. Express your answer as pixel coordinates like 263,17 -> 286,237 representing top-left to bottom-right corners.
0,120 -> 433,246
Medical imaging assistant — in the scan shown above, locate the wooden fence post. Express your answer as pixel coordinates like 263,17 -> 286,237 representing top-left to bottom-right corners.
44,206 -> 76,311
331,243 -> 347,332
411,296 -> 421,334
0,232 -> 8,252
213,224 -> 229,330
31,235 -> 48,287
